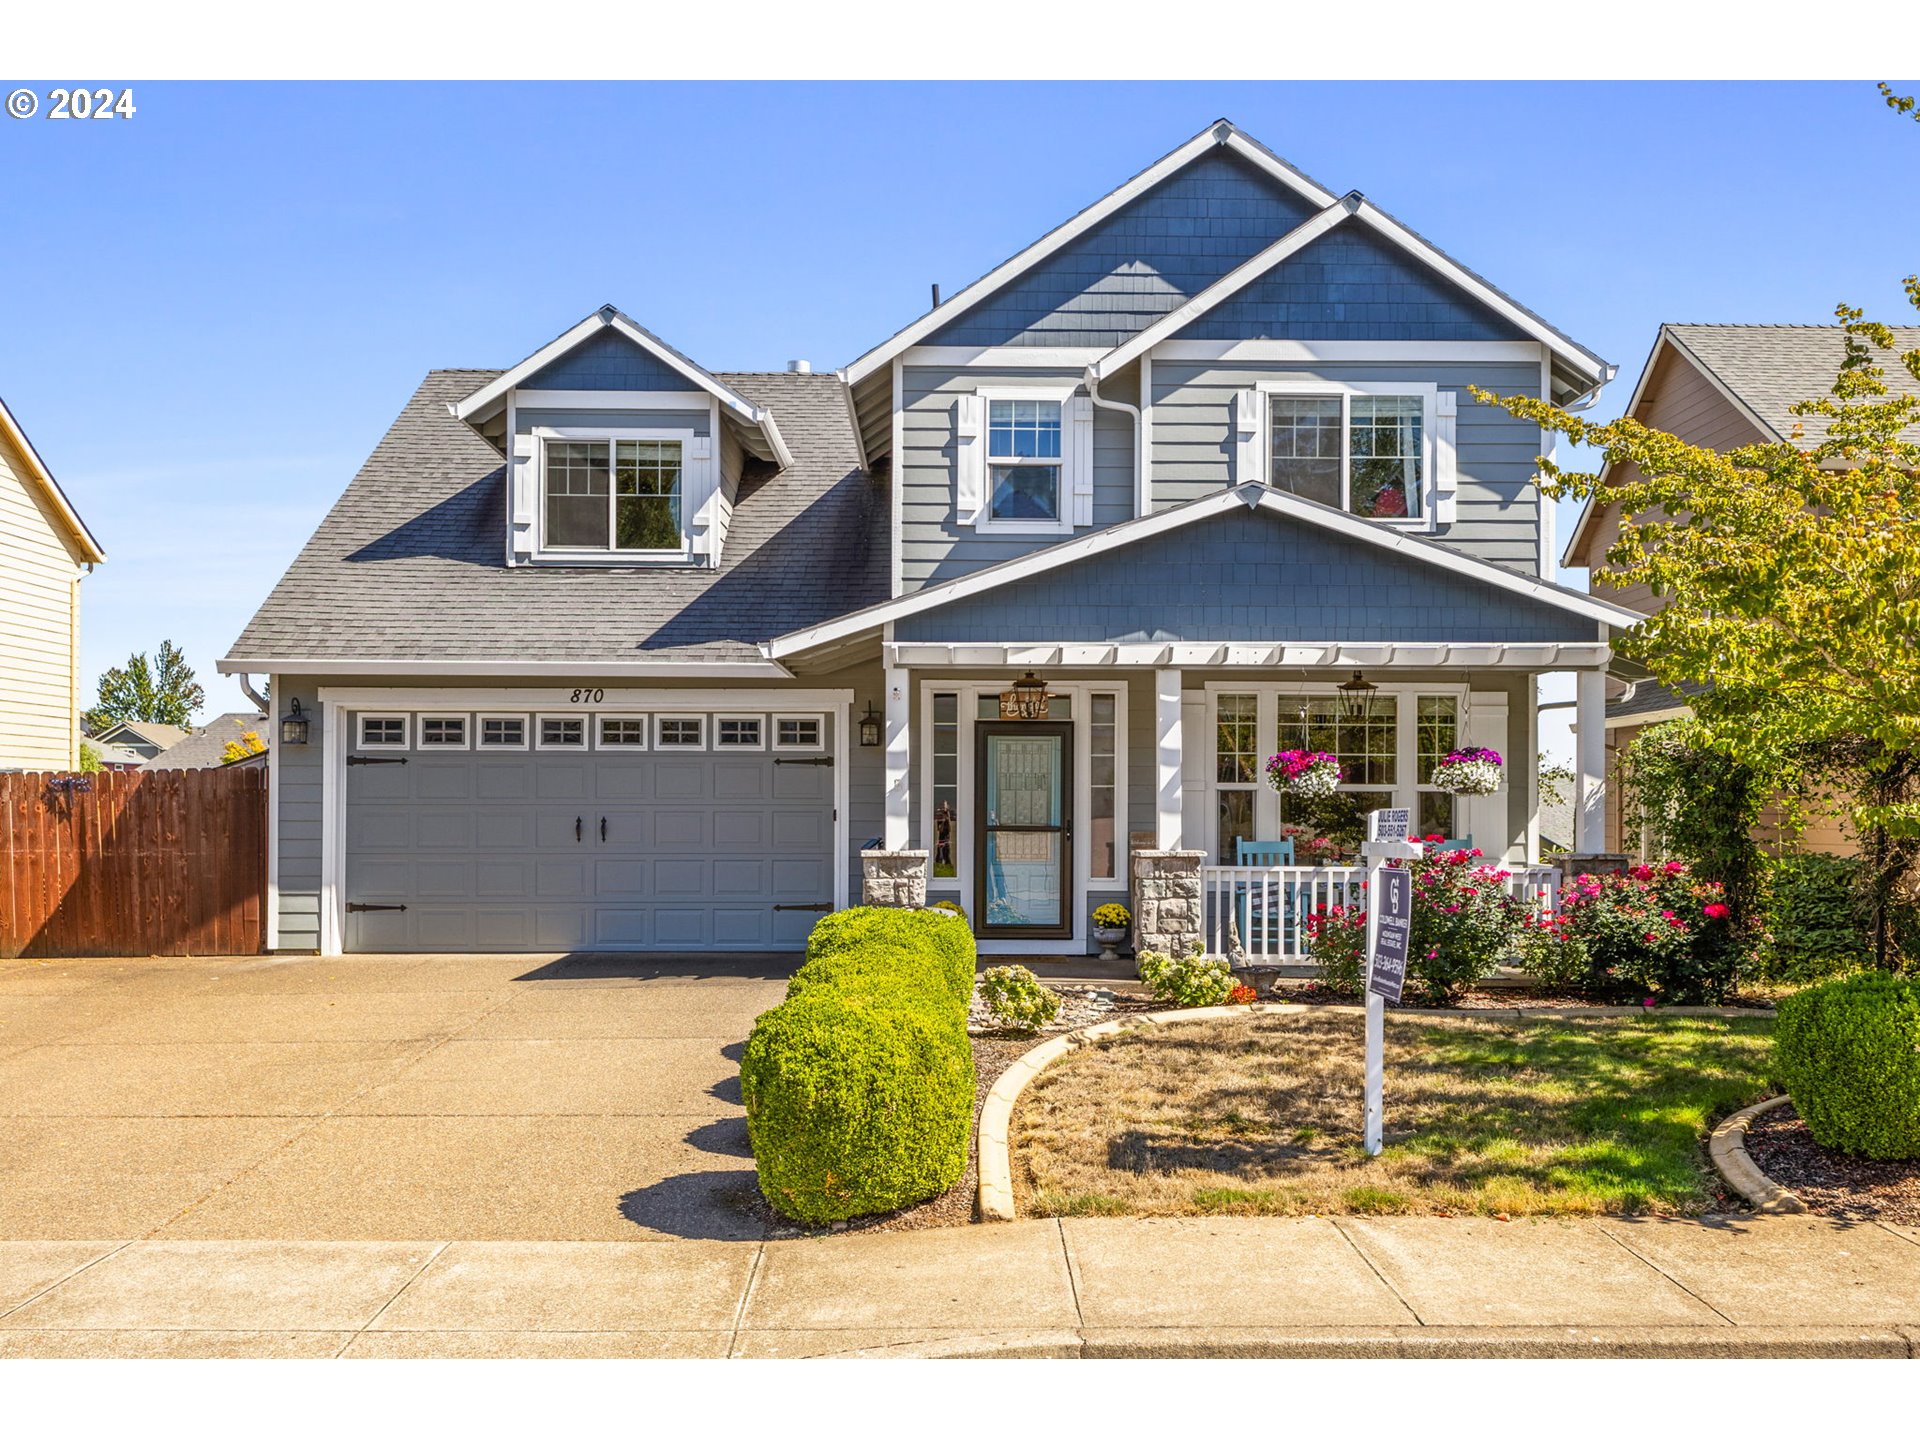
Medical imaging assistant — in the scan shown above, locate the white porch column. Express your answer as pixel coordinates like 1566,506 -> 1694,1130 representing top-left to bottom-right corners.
1156,668 -> 1183,849
883,664 -> 911,850
1574,666 -> 1608,853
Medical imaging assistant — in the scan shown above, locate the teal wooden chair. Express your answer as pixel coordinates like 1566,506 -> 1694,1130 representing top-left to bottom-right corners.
1434,836 -> 1476,854
1232,838 -> 1295,958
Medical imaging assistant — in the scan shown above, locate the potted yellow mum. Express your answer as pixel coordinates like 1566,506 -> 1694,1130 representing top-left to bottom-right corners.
1092,902 -> 1131,962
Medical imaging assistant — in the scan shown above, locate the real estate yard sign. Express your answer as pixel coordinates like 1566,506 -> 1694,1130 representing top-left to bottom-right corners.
1361,810 -> 1420,1157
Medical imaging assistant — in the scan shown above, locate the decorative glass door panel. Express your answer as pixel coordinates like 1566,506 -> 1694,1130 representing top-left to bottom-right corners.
976,724 -> 1072,938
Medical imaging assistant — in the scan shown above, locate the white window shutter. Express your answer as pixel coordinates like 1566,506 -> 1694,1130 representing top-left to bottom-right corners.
1434,389 -> 1459,526
509,431 -> 537,562
1231,389 -> 1262,486
1460,692 -> 1512,863
1068,393 -> 1095,526
954,393 -> 985,525
686,433 -> 718,564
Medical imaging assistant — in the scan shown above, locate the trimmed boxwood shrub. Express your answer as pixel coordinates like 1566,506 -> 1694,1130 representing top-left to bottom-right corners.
1774,972 -> 1920,1159
740,906 -> 978,1224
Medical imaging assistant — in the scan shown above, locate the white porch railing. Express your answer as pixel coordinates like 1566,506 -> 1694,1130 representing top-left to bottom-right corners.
1200,863 -> 1561,965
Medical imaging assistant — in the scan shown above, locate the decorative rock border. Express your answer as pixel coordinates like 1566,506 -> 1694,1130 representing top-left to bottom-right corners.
976,1000 -> 1779,1223
1708,1095 -> 1808,1215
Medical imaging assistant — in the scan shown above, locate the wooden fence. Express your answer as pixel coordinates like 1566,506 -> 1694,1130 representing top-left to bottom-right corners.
0,767 -> 267,958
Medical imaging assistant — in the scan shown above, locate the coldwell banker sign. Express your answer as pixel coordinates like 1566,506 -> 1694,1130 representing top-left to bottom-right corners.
1368,867 -> 1412,1005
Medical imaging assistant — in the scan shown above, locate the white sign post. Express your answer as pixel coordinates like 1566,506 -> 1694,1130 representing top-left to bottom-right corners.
1360,808 -> 1421,1157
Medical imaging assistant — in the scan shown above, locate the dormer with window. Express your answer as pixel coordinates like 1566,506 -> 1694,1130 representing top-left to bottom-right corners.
451,305 -> 792,567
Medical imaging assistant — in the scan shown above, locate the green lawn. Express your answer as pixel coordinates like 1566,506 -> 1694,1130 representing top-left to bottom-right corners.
1014,1011 -> 1775,1217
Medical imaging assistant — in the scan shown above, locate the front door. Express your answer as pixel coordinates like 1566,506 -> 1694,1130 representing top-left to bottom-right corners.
975,722 -> 1072,939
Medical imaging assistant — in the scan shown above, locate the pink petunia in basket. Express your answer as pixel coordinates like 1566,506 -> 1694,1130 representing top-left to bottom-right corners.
1265,749 -> 1341,798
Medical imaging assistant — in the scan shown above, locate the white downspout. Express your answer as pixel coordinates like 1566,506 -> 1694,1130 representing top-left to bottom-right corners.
1086,368 -> 1143,516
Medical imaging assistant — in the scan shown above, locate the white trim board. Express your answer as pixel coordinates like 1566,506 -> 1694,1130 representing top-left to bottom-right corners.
0,394 -> 107,563
316,686 -> 854,711
221,658 -> 798,679
884,641 -> 1615,671
1151,340 -> 1547,364
840,120 -> 1338,387
767,481 -> 1643,660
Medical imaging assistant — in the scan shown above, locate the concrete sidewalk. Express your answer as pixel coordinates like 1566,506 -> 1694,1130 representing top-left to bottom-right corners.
2,1215 -> 1917,1358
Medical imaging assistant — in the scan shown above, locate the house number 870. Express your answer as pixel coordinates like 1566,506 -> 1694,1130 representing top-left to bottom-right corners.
569,688 -> 605,704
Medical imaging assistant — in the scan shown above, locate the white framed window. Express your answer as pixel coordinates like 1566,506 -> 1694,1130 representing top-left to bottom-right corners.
535,715 -> 587,750
1256,382 -> 1437,526
773,714 -> 824,751
655,714 -> 706,749
597,716 -> 648,748
417,714 -> 470,749
477,714 -> 528,750
357,713 -> 409,750
714,715 -> 765,750
958,387 -> 1089,534
539,430 -> 692,555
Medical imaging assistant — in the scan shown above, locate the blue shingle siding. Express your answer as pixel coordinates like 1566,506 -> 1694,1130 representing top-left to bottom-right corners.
893,508 -> 1589,644
520,328 -> 693,391
925,151 -> 1320,348
1150,360 -> 1545,573
1175,224 -> 1529,342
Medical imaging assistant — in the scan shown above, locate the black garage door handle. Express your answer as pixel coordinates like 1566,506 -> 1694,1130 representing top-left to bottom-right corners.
575,816 -> 582,843
600,816 -> 607,842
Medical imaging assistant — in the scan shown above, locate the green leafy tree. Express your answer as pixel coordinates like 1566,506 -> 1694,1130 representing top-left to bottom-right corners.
85,640 -> 205,731
77,741 -> 103,774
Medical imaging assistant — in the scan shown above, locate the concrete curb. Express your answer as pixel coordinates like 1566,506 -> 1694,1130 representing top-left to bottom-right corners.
824,1324 -> 1915,1359
975,1000 -> 1776,1223
1709,1094 -> 1808,1215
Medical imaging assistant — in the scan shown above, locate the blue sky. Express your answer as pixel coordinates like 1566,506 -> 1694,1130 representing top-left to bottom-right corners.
3,80 -> 1916,740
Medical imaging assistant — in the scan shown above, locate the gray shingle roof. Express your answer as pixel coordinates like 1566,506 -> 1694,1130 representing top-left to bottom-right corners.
1608,676 -> 1704,722
226,370 -> 886,667
142,712 -> 269,770
1667,324 -> 1920,447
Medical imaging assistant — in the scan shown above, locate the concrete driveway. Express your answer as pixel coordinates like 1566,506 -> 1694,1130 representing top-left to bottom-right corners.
0,952 -> 792,1242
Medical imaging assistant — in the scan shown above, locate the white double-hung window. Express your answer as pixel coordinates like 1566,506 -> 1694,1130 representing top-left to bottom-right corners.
543,437 -> 685,552
955,387 -> 1093,532
1241,381 -> 1455,527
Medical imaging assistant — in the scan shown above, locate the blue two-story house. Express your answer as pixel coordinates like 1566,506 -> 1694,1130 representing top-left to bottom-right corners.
224,119 -> 1636,958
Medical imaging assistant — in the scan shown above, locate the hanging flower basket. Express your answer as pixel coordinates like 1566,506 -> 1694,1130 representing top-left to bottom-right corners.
1265,749 -> 1342,799
1432,746 -> 1504,796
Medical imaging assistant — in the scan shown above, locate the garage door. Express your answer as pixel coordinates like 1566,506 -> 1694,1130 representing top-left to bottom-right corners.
341,711 -> 836,952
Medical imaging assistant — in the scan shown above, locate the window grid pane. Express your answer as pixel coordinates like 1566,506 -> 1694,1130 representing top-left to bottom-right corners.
1416,695 -> 1459,784
932,693 -> 958,878
544,440 -> 611,548
1216,694 -> 1258,784
419,717 -> 466,746
614,439 -> 682,549
539,717 -> 584,747
1090,693 -> 1117,881
1268,395 -> 1343,507
658,717 -> 703,747
599,718 -> 647,746
1349,395 -> 1423,519
480,717 -> 525,747
717,717 -> 762,748
1276,696 -> 1398,787
987,399 -> 1061,460
776,717 -> 820,748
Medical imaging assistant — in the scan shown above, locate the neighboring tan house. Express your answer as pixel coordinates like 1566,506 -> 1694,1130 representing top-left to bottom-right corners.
87,718 -> 192,763
225,118 -> 1638,957
0,395 -> 106,772
1563,324 -> 1920,856
143,712 -> 271,770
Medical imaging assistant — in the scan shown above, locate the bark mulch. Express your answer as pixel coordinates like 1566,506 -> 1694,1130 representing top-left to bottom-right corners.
1743,1101 -> 1920,1225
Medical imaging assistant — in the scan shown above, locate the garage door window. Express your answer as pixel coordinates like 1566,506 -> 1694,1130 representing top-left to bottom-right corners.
598,717 -> 648,747
358,715 -> 408,750
774,715 -> 823,750
656,716 -> 705,749
418,715 -> 469,749
478,715 -> 527,749
715,716 -> 764,749
537,716 -> 587,749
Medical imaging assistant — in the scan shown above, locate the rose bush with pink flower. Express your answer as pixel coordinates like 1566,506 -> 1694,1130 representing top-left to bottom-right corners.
1524,861 -> 1745,1004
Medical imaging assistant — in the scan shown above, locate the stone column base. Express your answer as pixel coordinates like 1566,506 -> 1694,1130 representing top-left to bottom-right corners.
861,850 -> 929,909
1130,848 -> 1206,957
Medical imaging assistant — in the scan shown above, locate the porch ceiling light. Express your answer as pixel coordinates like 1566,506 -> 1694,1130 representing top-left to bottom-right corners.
858,702 -> 882,748
279,697 -> 310,746
1012,670 -> 1047,708
1337,670 -> 1378,722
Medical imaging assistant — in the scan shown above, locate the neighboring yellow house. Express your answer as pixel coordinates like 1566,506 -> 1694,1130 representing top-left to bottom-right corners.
0,395 -> 106,771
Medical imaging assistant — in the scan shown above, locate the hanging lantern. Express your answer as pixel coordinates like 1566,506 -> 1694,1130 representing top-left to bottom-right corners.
1337,670 -> 1378,722
279,697 -> 311,746
999,670 -> 1050,720
858,702 -> 882,747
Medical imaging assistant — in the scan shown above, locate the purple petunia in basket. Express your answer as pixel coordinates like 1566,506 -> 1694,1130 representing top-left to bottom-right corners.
1431,746 -> 1504,796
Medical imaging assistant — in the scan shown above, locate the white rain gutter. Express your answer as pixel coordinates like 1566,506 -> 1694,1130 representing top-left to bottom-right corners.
1086,368 -> 1144,515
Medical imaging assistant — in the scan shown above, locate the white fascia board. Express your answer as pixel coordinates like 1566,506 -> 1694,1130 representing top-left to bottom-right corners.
219,656 -> 796,679
317,685 -> 852,711
1349,201 -> 1611,388
900,346 -> 1109,367
0,396 -> 107,563
838,369 -> 871,471
840,121 -> 1337,388
1088,198 -> 1358,381
1154,340 -> 1545,364
885,641 -> 1615,670
1605,704 -> 1693,729
767,482 -> 1643,660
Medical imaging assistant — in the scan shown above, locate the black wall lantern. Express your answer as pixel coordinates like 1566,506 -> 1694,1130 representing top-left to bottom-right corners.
1337,670 -> 1379,722
858,702 -> 882,747
280,697 -> 311,747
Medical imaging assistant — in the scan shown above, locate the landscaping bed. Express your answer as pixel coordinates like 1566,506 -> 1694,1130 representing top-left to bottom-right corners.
1012,1009 -> 1775,1218
1744,1100 -> 1920,1225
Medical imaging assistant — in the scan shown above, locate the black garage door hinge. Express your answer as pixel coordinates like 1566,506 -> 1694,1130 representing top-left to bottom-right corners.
773,903 -> 832,912
346,902 -> 408,913
347,755 -> 409,766
773,756 -> 833,766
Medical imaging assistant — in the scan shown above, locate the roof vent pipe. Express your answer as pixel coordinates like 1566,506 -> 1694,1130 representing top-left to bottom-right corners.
786,360 -> 812,374
931,283 -> 942,309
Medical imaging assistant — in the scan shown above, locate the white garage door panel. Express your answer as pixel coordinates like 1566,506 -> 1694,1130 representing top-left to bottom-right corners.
343,740 -> 835,953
